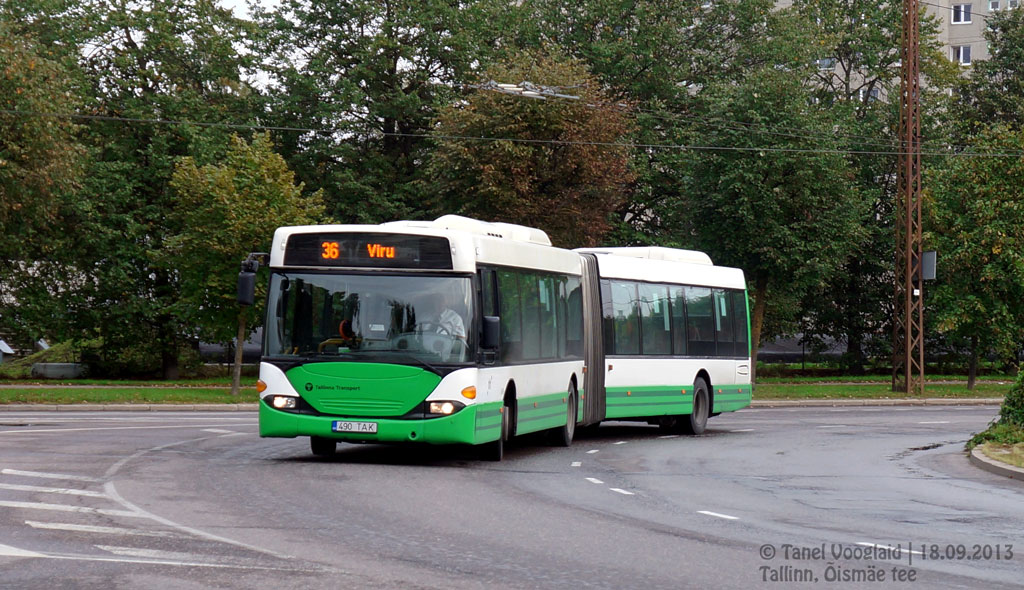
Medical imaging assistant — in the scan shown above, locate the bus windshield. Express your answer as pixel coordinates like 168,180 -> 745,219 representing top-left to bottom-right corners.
265,272 -> 475,364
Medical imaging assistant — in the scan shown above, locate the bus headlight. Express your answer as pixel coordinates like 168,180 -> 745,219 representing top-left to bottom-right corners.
428,401 -> 463,415
270,395 -> 298,410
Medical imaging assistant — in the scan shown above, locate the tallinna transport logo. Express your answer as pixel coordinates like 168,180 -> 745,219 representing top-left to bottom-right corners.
305,383 -> 314,392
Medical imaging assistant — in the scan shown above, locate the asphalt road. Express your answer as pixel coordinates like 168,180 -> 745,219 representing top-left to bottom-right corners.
0,406 -> 1021,589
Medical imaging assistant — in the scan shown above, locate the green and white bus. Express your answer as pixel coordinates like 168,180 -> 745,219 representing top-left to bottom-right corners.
238,216 -> 751,460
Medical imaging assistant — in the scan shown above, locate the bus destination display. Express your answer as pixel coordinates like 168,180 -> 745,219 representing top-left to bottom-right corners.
284,233 -> 453,269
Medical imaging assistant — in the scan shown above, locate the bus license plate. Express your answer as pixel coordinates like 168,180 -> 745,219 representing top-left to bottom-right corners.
332,421 -> 377,434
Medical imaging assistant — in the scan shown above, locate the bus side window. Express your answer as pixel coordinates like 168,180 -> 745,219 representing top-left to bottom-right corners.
670,286 -> 686,356
714,289 -> 735,357
685,286 -> 714,356
566,276 -> 583,358
610,280 -> 639,355
732,290 -> 750,358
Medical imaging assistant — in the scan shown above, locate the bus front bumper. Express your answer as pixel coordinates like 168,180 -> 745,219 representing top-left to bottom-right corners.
258,399 -> 503,446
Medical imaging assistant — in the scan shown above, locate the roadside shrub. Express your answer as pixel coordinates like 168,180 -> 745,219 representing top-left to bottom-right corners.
999,372 -> 1024,427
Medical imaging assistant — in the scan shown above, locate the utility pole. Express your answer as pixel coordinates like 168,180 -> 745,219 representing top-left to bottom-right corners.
893,0 -> 924,395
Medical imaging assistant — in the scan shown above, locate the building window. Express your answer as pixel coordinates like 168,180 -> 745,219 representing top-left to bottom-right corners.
953,45 -> 972,65
1009,0 -> 1019,8
858,87 -> 881,102
990,0 -> 1000,10
952,4 -> 972,23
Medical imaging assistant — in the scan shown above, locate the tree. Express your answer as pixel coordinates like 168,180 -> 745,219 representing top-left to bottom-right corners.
929,126 -> 1024,389
166,133 -> 325,393
254,0 -> 505,223
665,66 -> 866,371
425,51 -> 634,247
0,24 -> 82,279
58,0 -> 261,378
789,0 -> 959,373
957,7 -> 1024,131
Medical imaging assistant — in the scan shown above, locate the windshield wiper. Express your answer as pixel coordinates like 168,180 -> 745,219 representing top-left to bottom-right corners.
378,352 -> 443,375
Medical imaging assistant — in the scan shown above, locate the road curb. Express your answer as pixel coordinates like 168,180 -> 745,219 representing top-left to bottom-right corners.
969,448 -> 1024,481
750,398 -> 1002,408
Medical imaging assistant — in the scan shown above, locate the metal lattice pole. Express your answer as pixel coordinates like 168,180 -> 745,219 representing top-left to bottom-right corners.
893,0 -> 925,395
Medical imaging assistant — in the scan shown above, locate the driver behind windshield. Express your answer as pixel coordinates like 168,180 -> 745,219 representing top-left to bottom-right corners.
422,292 -> 466,340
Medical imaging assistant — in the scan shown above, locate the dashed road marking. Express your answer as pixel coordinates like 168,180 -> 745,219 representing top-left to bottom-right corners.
857,542 -> 923,556
697,510 -> 739,520
585,478 -> 604,485
730,429 -> 755,433
609,488 -> 635,496
1,469 -> 101,483
0,500 -> 142,518
658,435 -> 679,439
570,461 -> 582,467
586,449 -> 599,454
25,521 -> 179,537
201,429 -> 235,434
613,441 -> 628,445
0,482 -> 106,497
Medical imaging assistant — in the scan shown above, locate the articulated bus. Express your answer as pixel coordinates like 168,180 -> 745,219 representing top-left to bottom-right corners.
238,215 -> 751,460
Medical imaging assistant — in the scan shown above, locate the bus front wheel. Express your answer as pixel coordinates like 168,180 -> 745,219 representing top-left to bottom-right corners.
482,406 -> 509,462
310,436 -> 337,457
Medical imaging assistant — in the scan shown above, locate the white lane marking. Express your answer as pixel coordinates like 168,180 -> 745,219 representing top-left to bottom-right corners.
857,542 -> 923,556
97,545 -> 210,561
0,423 -> 256,435
1,469 -> 101,482
0,500 -> 142,518
218,432 -> 247,437
817,425 -> 845,428
609,488 -> 635,495
658,435 -> 679,439
918,421 -> 950,424
730,429 -> 755,433
25,521 -> 178,538
697,510 -> 739,520
201,429 -> 235,434
586,449 -> 599,454
0,542 -> 308,570
570,461 -> 582,467
613,441 -> 628,445
0,543 -> 45,558
585,477 -> 604,485
0,482 -> 106,497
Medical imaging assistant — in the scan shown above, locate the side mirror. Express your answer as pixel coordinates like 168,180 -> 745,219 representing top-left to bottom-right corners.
238,271 -> 257,306
482,316 -> 500,350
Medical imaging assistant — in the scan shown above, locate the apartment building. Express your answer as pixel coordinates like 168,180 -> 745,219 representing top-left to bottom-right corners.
775,1 -> 1018,67
928,0 -> 1018,66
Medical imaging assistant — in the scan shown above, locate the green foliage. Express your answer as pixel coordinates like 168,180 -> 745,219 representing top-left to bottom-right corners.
967,422 -> 1024,450
0,23 -> 83,266
1000,372 -> 1024,428
929,126 -> 1024,365
957,7 -> 1024,130
165,133 -> 325,344
254,0 -> 503,223
426,50 -> 634,247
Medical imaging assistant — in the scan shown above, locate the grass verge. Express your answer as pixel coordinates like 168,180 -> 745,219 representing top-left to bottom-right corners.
0,388 -> 258,405
979,442 -> 1024,469
754,382 -> 1008,400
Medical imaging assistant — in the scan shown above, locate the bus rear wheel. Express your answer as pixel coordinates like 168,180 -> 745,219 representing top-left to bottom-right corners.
310,436 -> 337,457
682,378 -> 710,435
551,383 -> 577,447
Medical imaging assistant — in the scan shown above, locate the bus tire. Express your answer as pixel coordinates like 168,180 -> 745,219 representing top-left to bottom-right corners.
482,406 -> 509,462
682,378 -> 710,435
551,382 -> 578,447
310,436 -> 337,457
